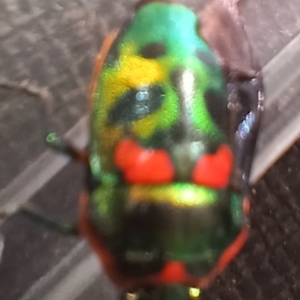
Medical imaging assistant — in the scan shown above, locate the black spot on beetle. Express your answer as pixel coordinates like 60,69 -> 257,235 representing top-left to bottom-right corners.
169,122 -> 186,143
113,201 -> 166,276
204,89 -> 228,131
108,85 -> 165,125
140,43 -> 166,59
104,19 -> 133,67
86,172 -> 100,192
142,129 -> 172,149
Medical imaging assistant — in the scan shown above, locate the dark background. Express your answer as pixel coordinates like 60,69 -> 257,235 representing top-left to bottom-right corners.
1,0 -> 300,299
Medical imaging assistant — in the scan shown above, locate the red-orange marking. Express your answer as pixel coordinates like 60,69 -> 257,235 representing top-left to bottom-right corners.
89,30 -> 119,107
192,145 -> 233,188
114,138 -> 175,184
160,261 -> 187,283
243,197 -> 251,215
217,226 -> 249,270
198,225 -> 249,288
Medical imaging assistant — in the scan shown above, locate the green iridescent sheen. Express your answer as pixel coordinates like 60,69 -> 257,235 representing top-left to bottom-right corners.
131,183 -> 219,207
89,2 -> 228,180
82,1 -> 251,284
91,185 -> 121,222
46,132 -> 57,144
122,3 -> 226,136
123,3 -> 210,57
156,83 -> 179,130
230,193 -> 245,227
90,183 -> 219,217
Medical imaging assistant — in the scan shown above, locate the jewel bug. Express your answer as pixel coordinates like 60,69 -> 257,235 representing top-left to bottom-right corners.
78,0 -> 264,297
1,0 -> 264,299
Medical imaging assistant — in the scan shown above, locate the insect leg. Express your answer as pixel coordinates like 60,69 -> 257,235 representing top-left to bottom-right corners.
20,203 -> 79,235
228,75 -> 264,191
0,203 -> 79,235
46,132 -> 88,164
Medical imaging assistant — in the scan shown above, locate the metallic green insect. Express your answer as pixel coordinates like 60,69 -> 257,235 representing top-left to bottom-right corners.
1,1 -> 264,299
80,0 -> 264,299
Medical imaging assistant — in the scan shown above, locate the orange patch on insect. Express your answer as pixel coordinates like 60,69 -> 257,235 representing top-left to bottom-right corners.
114,138 -> 174,184
89,30 -> 119,106
243,198 -> 251,215
160,261 -> 187,282
192,145 -> 233,188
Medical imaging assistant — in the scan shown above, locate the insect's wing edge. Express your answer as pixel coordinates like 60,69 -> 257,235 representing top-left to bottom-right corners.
198,0 -> 260,78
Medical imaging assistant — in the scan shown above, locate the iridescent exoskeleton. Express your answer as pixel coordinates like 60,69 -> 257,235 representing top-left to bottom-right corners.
79,0 -> 264,298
